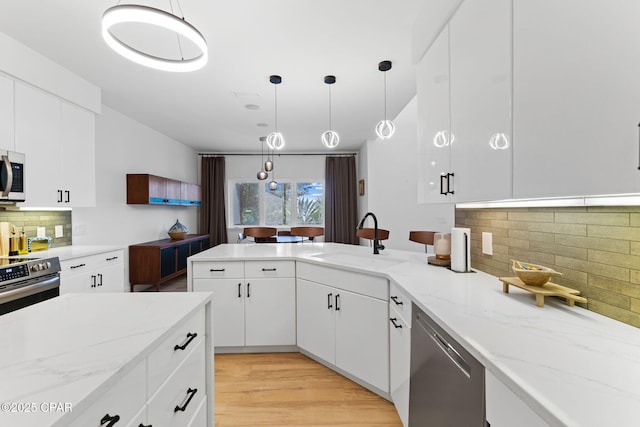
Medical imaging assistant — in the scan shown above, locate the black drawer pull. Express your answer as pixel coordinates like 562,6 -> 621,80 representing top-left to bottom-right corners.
106,256 -> 119,261
174,387 -> 198,412
238,282 -> 242,298
91,275 -> 97,288
390,317 -> 403,329
390,296 -> 403,305
174,332 -> 197,351
261,267 -> 277,271
210,268 -> 225,272
100,413 -> 120,426
247,282 -> 251,298
70,263 -> 86,269
138,424 -> 152,427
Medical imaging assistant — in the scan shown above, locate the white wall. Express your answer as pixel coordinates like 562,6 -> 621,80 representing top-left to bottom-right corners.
72,105 -> 199,248
365,96 -> 454,252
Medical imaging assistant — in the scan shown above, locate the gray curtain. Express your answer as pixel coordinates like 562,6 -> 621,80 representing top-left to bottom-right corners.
199,156 -> 228,246
325,156 -> 358,244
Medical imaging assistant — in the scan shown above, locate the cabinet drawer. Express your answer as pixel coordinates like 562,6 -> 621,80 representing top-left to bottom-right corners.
192,261 -> 244,279
147,308 -> 205,396
68,358 -> 146,427
297,262 -> 388,300
187,397 -> 207,427
389,281 -> 412,325
61,250 -> 124,277
148,340 -> 206,427
245,260 -> 295,278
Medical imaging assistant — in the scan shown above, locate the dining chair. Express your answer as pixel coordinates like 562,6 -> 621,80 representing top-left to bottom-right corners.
290,226 -> 324,242
356,228 -> 390,241
409,231 -> 436,246
243,227 -> 277,243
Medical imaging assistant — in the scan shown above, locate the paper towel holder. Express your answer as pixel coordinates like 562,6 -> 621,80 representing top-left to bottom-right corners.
448,231 -> 476,273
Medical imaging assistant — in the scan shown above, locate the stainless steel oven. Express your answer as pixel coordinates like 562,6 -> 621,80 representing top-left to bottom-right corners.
0,149 -> 26,202
0,257 -> 61,315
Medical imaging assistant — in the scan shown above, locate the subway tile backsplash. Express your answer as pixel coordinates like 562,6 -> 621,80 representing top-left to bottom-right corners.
0,210 -> 72,248
456,206 -> 640,328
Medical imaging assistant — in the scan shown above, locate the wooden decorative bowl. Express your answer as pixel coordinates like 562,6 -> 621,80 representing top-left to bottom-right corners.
511,260 -> 562,286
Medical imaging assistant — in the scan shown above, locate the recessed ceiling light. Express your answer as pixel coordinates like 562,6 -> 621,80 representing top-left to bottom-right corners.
233,91 -> 260,98
257,123 -> 269,127
245,104 -> 260,110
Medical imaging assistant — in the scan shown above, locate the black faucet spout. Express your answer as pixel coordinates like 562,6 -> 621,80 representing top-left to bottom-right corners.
357,212 -> 384,254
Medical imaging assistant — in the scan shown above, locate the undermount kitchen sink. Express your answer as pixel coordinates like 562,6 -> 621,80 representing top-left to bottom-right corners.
310,252 -> 407,269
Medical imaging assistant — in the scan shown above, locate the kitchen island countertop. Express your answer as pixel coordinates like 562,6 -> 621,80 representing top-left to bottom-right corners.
188,242 -> 640,427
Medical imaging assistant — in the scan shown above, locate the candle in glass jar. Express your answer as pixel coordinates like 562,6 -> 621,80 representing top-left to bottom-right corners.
434,232 -> 451,260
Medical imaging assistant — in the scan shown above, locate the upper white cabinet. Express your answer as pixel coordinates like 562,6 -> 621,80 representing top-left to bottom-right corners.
417,0 -> 513,203
513,0 -> 640,197
14,82 -> 96,208
0,74 -> 14,150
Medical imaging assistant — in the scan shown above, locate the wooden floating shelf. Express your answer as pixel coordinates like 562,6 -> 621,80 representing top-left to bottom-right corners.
499,276 -> 588,308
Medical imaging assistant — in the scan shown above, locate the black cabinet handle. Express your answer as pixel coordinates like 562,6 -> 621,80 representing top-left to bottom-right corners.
70,263 -> 86,269
238,282 -> 242,298
91,275 -> 97,288
174,387 -> 198,412
440,174 -> 446,195
261,267 -> 277,271
335,294 -> 341,311
390,317 -> 403,329
247,282 -> 251,298
209,268 -> 225,272
138,424 -> 152,427
390,296 -> 403,305
97,273 -> 103,287
106,256 -> 119,261
174,332 -> 197,351
57,189 -> 63,203
327,293 -> 333,309
64,190 -> 70,203
447,172 -> 455,195
100,413 -> 120,426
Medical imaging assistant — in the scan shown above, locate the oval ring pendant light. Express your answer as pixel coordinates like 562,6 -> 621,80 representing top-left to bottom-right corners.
266,75 -> 285,150
321,75 -> 340,149
375,60 -> 396,139
102,4 -> 208,72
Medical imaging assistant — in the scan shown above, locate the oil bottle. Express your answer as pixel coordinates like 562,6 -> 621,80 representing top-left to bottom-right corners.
9,231 -> 19,256
18,227 -> 28,255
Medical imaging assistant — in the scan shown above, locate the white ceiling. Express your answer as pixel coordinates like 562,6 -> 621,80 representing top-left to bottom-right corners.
0,1 -> 426,153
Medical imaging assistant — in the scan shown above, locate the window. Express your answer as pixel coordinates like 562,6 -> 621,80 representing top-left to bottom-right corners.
230,181 -> 323,227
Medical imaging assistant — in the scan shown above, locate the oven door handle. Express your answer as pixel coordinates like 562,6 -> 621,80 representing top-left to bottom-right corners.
1,155 -> 13,197
0,275 -> 60,304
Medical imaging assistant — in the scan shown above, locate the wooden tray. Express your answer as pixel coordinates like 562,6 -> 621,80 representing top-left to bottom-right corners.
499,277 -> 588,308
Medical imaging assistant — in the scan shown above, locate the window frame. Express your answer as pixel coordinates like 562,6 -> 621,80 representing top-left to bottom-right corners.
228,179 -> 324,228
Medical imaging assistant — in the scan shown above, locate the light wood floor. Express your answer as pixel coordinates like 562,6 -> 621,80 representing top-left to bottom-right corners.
215,352 -> 402,427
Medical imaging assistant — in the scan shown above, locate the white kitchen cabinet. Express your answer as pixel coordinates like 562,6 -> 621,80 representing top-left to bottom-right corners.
0,74 -> 14,151
513,0 -> 640,198
14,81 -> 96,208
192,260 -> 296,348
296,262 -> 389,394
389,282 -> 412,427
60,249 -> 125,294
486,370 -> 549,427
417,0 -> 512,203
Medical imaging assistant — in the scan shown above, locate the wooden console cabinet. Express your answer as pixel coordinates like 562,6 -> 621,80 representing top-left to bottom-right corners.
129,234 -> 210,291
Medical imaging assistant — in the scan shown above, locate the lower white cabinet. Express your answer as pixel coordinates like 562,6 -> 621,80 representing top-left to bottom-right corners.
389,282 -> 412,427
296,263 -> 389,393
192,260 -> 296,348
485,370 -> 549,427
60,249 -> 124,294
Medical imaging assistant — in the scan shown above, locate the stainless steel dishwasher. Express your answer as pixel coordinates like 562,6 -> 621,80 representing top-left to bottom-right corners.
409,303 -> 486,426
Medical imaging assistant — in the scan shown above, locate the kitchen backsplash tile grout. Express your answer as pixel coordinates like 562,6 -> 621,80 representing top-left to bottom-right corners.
457,206 -> 640,328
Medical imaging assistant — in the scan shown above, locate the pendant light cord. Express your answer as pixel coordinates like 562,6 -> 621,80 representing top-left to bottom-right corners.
383,71 -> 388,121
274,84 -> 279,132
329,84 -> 333,130
169,0 -> 185,60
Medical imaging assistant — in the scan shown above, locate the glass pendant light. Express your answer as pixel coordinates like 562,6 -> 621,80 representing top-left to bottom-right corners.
264,137 -> 274,172
266,75 -> 285,150
375,60 -> 396,140
321,75 -> 340,148
101,2 -> 208,72
256,137 -> 268,180
268,166 -> 278,191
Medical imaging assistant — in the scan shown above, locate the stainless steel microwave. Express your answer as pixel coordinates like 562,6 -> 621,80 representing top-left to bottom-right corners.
0,150 -> 25,202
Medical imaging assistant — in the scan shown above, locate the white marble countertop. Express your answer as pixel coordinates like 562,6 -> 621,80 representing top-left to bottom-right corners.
0,292 -> 212,427
27,245 -> 124,262
189,242 -> 640,427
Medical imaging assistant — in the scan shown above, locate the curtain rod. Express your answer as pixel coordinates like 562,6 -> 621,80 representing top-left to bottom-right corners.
198,152 -> 357,157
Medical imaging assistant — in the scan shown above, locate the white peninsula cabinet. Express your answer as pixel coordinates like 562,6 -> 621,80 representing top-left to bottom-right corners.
192,260 -> 296,348
486,371 -> 549,427
59,249 -> 125,294
417,0 -> 512,204
14,82 -> 96,208
296,262 -> 389,395
388,282 -> 412,427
